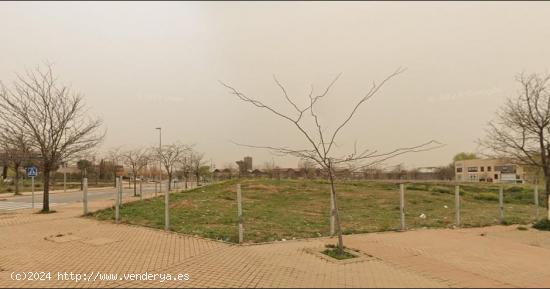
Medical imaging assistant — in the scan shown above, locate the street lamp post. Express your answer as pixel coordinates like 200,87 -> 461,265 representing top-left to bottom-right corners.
156,127 -> 169,231
156,127 -> 162,193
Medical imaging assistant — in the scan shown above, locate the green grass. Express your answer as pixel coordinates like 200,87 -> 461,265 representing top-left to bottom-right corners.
90,179 -> 544,243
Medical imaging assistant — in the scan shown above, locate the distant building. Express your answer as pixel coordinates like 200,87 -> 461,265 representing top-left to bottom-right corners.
454,158 -> 526,183
236,156 -> 253,175
244,156 -> 252,171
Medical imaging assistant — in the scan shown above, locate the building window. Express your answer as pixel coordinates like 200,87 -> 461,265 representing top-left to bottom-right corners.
488,166 -> 492,172
480,167 -> 484,172
456,167 -> 463,173
494,174 -> 498,180
467,167 -> 478,172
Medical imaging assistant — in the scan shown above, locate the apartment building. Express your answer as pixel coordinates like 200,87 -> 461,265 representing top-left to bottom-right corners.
454,158 -> 526,183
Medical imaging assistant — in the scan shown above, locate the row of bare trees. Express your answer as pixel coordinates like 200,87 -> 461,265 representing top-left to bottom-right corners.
105,144 -> 208,195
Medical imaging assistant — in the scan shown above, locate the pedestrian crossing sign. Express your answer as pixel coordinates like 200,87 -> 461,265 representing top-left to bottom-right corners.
26,166 -> 38,177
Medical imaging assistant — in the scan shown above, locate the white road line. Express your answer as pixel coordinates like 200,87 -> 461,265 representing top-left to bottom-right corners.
0,202 -> 66,211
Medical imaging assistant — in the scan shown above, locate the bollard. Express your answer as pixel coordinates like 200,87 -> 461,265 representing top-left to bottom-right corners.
165,185 -> 170,231
83,178 -> 88,215
330,187 -> 335,236
115,177 -> 120,224
237,184 -> 243,243
499,186 -> 504,223
31,176 -> 35,210
455,185 -> 460,226
535,185 -> 539,219
400,184 -> 406,231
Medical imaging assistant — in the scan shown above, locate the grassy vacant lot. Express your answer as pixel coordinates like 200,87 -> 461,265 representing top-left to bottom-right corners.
92,179 -> 545,243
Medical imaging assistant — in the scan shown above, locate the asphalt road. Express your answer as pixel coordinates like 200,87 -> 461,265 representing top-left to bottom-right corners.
0,181 -> 197,211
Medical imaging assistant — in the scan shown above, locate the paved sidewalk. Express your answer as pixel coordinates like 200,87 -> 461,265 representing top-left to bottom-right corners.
1,195 -> 550,287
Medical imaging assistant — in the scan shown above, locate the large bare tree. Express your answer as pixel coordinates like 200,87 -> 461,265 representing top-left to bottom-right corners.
121,147 -> 150,196
481,73 -> 550,220
221,69 -> 441,255
0,64 -> 104,212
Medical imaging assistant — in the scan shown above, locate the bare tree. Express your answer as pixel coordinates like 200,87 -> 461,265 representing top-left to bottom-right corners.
121,147 -> 150,196
221,69 -> 441,255
298,158 -> 316,179
0,64 -> 104,212
190,151 -> 206,186
156,143 -> 190,191
0,130 -> 32,195
179,155 -> 193,189
481,73 -> 550,220
106,147 -> 123,187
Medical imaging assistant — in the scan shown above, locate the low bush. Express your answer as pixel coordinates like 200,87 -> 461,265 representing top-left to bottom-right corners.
429,186 -> 450,194
533,219 -> 550,231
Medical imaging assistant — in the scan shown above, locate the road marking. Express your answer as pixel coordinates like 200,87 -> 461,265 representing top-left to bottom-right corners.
0,202 -> 66,211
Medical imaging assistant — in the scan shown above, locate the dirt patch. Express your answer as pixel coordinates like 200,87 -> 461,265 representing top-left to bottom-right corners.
44,233 -> 82,243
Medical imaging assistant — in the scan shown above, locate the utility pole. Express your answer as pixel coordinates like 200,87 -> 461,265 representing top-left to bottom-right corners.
156,127 -> 162,193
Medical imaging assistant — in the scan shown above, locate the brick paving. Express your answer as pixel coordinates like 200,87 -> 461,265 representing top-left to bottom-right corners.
1,194 -> 550,287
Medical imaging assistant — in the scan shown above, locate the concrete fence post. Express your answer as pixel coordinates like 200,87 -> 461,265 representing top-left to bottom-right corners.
83,177 -> 88,215
165,185 -> 170,231
237,184 -> 243,243
115,177 -> 120,224
119,176 -> 123,205
330,187 -> 335,236
455,185 -> 460,226
400,184 -> 406,231
535,185 -> 539,219
499,186 -> 504,224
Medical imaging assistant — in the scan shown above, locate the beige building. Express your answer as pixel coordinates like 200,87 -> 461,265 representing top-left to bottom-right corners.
454,158 -> 526,183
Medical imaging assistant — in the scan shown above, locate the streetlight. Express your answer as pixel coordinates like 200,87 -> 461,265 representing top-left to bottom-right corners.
156,127 -> 169,231
63,126 -> 70,193
155,127 -> 162,193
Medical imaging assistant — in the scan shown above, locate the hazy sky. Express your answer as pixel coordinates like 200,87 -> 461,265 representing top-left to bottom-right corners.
2,1 -> 550,169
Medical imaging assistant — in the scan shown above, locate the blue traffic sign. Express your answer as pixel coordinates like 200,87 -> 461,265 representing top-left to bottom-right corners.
26,166 -> 38,177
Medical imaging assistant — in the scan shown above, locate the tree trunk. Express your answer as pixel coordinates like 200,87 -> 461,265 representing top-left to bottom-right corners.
42,166 -> 51,212
185,174 -> 188,189
2,165 -> 7,179
196,171 -> 200,186
133,176 -> 137,196
168,174 -> 172,191
327,164 -> 344,255
546,174 -> 550,220
14,163 -> 20,195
